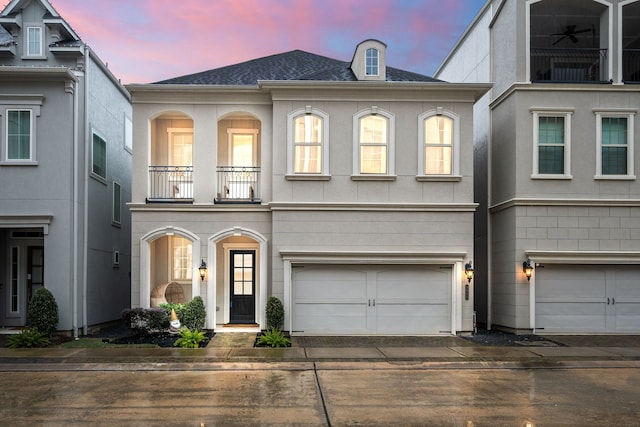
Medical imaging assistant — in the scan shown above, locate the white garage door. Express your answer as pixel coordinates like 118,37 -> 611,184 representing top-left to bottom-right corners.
535,265 -> 640,333
292,264 -> 452,335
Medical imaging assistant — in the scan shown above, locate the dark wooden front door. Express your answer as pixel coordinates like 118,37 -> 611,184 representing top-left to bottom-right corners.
230,250 -> 255,323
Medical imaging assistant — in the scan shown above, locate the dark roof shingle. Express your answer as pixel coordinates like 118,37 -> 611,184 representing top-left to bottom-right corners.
154,49 -> 440,85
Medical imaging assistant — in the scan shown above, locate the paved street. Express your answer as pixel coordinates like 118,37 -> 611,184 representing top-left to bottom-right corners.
2,361 -> 640,426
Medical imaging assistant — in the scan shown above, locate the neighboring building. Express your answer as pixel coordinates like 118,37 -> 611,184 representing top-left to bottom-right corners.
127,40 -> 490,335
436,0 -> 640,333
0,0 -> 132,335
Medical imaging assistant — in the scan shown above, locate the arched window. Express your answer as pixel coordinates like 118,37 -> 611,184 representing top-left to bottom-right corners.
353,107 -> 395,177
418,110 -> 460,178
366,48 -> 379,76
287,107 -> 329,177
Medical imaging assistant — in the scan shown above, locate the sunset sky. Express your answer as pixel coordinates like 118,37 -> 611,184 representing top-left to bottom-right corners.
26,0 -> 486,84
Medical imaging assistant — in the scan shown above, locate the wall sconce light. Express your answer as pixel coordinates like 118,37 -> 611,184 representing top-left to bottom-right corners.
199,260 -> 207,281
464,261 -> 475,284
522,259 -> 534,281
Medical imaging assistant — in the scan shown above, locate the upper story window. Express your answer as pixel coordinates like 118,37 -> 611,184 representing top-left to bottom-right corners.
531,110 -> 573,179
595,112 -> 635,179
287,107 -> 329,178
92,132 -> 107,180
26,26 -> 43,57
6,109 -> 32,161
417,110 -> 460,180
365,48 -> 379,76
355,110 -> 394,176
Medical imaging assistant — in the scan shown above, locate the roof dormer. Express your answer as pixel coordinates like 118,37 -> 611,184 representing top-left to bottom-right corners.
350,39 -> 387,81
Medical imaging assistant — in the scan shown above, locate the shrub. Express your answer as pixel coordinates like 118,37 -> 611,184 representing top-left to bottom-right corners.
174,328 -> 206,348
182,296 -> 206,330
122,307 -> 168,333
7,328 -> 49,348
257,328 -> 291,348
266,296 -> 284,330
27,287 -> 59,337
159,303 -> 186,322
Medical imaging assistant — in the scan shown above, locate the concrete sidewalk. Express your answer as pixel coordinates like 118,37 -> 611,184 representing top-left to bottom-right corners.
0,333 -> 639,369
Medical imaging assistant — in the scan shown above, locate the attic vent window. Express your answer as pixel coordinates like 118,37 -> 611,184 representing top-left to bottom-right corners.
365,48 -> 379,76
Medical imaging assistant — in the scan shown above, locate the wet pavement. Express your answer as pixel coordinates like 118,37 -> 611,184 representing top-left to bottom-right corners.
2,332 -> 640,425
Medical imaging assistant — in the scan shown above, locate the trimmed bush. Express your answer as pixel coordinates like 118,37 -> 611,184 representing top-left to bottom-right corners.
159,303 -> 186,322
122,307 -> 168,333
266,296 -> 284,330
182,296 -> 206,330
27,287 -> 59,337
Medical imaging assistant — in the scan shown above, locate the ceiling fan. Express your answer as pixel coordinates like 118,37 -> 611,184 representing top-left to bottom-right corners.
552,25 -> 592,45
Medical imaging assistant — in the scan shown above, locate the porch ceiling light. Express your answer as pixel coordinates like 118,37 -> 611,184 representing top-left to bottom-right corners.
464,261 -> 474,284
523,259 -> 534,282
199,260 -> 207,281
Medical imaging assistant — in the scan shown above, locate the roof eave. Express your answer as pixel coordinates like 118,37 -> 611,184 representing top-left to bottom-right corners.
126,83 -> 261,93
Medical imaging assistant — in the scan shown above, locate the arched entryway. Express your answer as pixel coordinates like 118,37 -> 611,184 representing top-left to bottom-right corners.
207,227 -> 268,330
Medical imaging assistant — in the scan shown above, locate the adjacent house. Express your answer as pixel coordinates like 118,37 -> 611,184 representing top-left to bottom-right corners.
127,40 -> 490,335
436,0 -> 640,333
0,0 -> 132,335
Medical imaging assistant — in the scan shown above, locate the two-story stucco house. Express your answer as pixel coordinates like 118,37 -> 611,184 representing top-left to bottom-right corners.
436,0 -> 640,334
127,40 -> 490,335
0,0 -> 132,335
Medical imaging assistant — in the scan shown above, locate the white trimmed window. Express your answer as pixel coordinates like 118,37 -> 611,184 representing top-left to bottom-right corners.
287,107 -> 329,177
26,26 -> 42,57
595,111 -> 635,179
92,132 -> 107,179
112,182 -> 121,225
353,107 -> 395,178
418,109 -> 460,179
531,110 -> 572,178
366,48 -> 379,76
6,109 -> 33,161
170,236 -> 192,281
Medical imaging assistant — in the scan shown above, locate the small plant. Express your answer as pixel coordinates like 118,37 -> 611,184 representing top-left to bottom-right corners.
160,303 -> 185,322
182,296 -> 206,330
266,296 -> 285,330
27,287 -> 59,337
174,327 -> 206,348
7,328 -> 50,348
257,328 -> 291,348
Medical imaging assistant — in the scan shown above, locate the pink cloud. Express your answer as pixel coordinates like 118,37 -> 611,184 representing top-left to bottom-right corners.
42,0 -> 484,84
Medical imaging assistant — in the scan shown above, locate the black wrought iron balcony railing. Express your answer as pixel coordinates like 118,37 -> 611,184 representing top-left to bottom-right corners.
215,166 -> 261,204
530,48 -> 608,83
147,165 -> 193,202
623,49 -> 640,83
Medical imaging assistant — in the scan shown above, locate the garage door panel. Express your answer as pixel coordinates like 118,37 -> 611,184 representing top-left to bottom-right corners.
293,264 -> 452,335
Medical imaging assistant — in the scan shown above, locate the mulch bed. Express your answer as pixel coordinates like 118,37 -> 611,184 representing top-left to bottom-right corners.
111,330 -> 214,348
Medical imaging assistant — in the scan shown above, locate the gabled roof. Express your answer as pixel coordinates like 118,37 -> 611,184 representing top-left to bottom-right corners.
154,49 -> 440,85
0,0 -> 81,42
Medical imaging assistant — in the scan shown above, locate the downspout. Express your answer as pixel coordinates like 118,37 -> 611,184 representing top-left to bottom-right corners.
82,46 -> 90,335
71,75 -> 79,339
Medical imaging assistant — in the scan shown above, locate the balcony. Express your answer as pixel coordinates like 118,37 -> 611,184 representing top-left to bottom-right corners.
531,48 -> 608,83
147,166 -> 193,203
215,166 -> 261,204
623,49 -> 640,83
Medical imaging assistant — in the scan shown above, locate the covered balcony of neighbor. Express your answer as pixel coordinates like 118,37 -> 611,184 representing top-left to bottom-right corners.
214,114 -> 262,204
529,0 -> 609,83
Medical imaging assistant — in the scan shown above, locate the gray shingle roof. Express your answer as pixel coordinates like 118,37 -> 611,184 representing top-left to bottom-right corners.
154,50 -> 440,85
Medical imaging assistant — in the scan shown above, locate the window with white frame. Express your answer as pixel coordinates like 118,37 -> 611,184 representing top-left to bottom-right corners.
170,236 -> 192,281
92,132 -> 107,179
366,48 -> 379,76
531,110 -> 572,178
418,109 -> 460,179
112,182 -> 121,225
26,26 -> 42,57
353,108 -> 395,177
287,107 -> 329,177
6,109 -> 32,161
595,111 -> 635,179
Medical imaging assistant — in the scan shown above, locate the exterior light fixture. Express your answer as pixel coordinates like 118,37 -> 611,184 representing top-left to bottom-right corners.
522,259 -> 534,281
199,260 -> 207,281
464,261 -> 475,284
